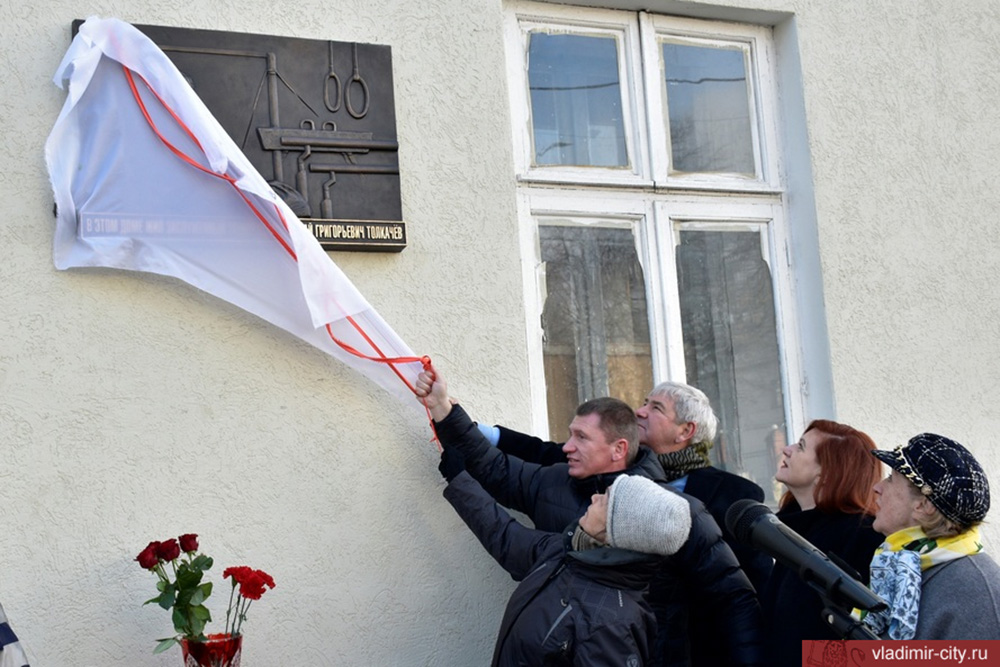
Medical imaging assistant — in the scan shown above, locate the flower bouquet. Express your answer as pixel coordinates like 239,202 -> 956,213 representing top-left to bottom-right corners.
135,534 -> 274,666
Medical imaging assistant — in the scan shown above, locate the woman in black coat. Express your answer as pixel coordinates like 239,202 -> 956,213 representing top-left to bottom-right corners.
761,420 -> 884,667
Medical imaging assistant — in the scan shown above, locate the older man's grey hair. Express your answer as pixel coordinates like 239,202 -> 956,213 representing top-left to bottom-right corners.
648,381 -> 719,447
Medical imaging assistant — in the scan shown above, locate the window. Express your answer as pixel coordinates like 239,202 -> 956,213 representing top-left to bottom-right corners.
660,40 -> 756,175
507,2 -> 803,495
527,32 -> 628,168
538,221 -> 653,430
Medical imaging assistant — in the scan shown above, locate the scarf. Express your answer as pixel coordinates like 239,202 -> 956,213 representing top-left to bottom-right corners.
657,443 -> 710,482
861,525 -> 983,639
571,524 -> 605,551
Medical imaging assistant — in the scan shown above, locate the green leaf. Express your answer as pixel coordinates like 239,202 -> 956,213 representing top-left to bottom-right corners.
189,614 -> 206,637
157,589 -> 176,610
191,554 -> 213,571
190,581 -> 213,606
156,580 -> 167,592
172,606 -> 187,634
191,604 -> 211,621
176,568 -> 203,589
153,638 -> 178,654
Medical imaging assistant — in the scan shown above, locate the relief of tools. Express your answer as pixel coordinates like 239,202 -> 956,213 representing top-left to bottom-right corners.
310,162 -> 399,219
324,41 -> 369,119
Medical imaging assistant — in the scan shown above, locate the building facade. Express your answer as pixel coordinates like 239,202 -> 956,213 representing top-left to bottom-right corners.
3,0 -> 1000,664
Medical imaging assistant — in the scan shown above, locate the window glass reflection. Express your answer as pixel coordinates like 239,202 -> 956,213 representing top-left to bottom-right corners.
675,228 -> 784,488
662,42 -> 755,175
540,225 -> 651,438
528,32 -> 628,168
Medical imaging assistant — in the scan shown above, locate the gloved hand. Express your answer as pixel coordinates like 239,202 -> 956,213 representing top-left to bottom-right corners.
438,446 -> 465,482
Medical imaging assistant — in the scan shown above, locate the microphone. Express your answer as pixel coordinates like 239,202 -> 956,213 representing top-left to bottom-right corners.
725,499 -> 887,613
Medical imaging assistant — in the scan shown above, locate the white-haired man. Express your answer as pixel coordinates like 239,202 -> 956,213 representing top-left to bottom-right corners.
420,367 -> 763,667
481,382 -> 772,631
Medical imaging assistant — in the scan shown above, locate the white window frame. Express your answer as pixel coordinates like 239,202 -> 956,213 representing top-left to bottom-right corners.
507,1 -> 807,443
504,2 -> 651,186
651,197 -> 805,437
640,13 -> 783,192
516,188 -> 655,436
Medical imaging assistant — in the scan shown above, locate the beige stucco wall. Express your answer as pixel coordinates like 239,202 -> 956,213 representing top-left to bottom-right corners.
793,1 -> 1000,471
2,0 -> 1000,664
3,1 -> 525,665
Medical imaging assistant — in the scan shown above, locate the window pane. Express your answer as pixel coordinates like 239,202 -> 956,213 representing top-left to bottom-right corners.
540,225 -> 652,439
675,228 -> 784,493
662,42 -> 755,175
528,32 -> 628,168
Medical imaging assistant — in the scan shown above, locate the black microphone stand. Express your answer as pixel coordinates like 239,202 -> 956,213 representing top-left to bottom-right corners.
818,593 -> 880,640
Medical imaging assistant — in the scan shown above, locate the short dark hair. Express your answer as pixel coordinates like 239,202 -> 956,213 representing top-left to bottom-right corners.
576,397 -> 639,464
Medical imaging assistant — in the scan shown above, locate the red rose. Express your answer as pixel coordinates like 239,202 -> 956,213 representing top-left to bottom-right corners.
156,538 -> 181,562
178,533 -> 199,553
135,541 -> 160,570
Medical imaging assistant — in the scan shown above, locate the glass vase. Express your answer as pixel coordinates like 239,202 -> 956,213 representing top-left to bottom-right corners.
181,633 -> 242,667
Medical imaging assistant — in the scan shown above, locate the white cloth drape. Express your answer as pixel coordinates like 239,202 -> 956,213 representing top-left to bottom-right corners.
45,17 -> 423,406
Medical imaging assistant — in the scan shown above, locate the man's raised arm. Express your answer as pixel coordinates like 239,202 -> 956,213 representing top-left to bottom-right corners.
415,364 -> 549,517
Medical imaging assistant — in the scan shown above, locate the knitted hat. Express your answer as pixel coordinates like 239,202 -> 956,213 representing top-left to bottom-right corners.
872,433 -> 991,528
606,475 -> 692,556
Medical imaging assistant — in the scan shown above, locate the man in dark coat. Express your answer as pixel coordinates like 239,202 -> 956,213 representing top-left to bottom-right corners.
418,366 -> 763,667
443,465 -> 692,666
489,381 -> 771,595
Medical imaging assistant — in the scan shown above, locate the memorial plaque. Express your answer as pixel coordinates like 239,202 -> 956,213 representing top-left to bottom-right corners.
73,20 -> 405,251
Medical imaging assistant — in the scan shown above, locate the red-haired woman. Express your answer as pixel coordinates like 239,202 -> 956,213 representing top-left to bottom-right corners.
760,420 -> 884,667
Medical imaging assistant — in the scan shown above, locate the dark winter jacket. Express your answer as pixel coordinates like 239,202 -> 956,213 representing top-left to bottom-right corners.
683,467 -> 771,592
444,471 -> 658,666
497,428 -> 773,593
760,501 -> 883,667
437,405 -> 763,667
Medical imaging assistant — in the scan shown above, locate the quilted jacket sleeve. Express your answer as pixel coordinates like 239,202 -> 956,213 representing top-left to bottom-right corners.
435,404 -> 550,518
443,471 -> 563,581
650,495 -> 764,667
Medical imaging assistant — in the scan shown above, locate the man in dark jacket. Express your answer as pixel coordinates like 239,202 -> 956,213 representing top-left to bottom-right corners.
488,381 -> 772,594
444,467 -> 692,666
418,365 -> 763,667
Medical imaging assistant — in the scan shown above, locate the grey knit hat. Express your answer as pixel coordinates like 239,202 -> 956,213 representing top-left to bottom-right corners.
606,475 -> 692,556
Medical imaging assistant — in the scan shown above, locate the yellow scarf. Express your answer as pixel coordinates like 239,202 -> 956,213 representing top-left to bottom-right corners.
860,525 -> 983,639
878,525 -> 982,569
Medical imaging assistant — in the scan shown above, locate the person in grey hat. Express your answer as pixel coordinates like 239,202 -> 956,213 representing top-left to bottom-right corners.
863,433 -> 1000,639
416,363 -> 762,667
441,462 -> 692,666
478,381 -> 771,596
